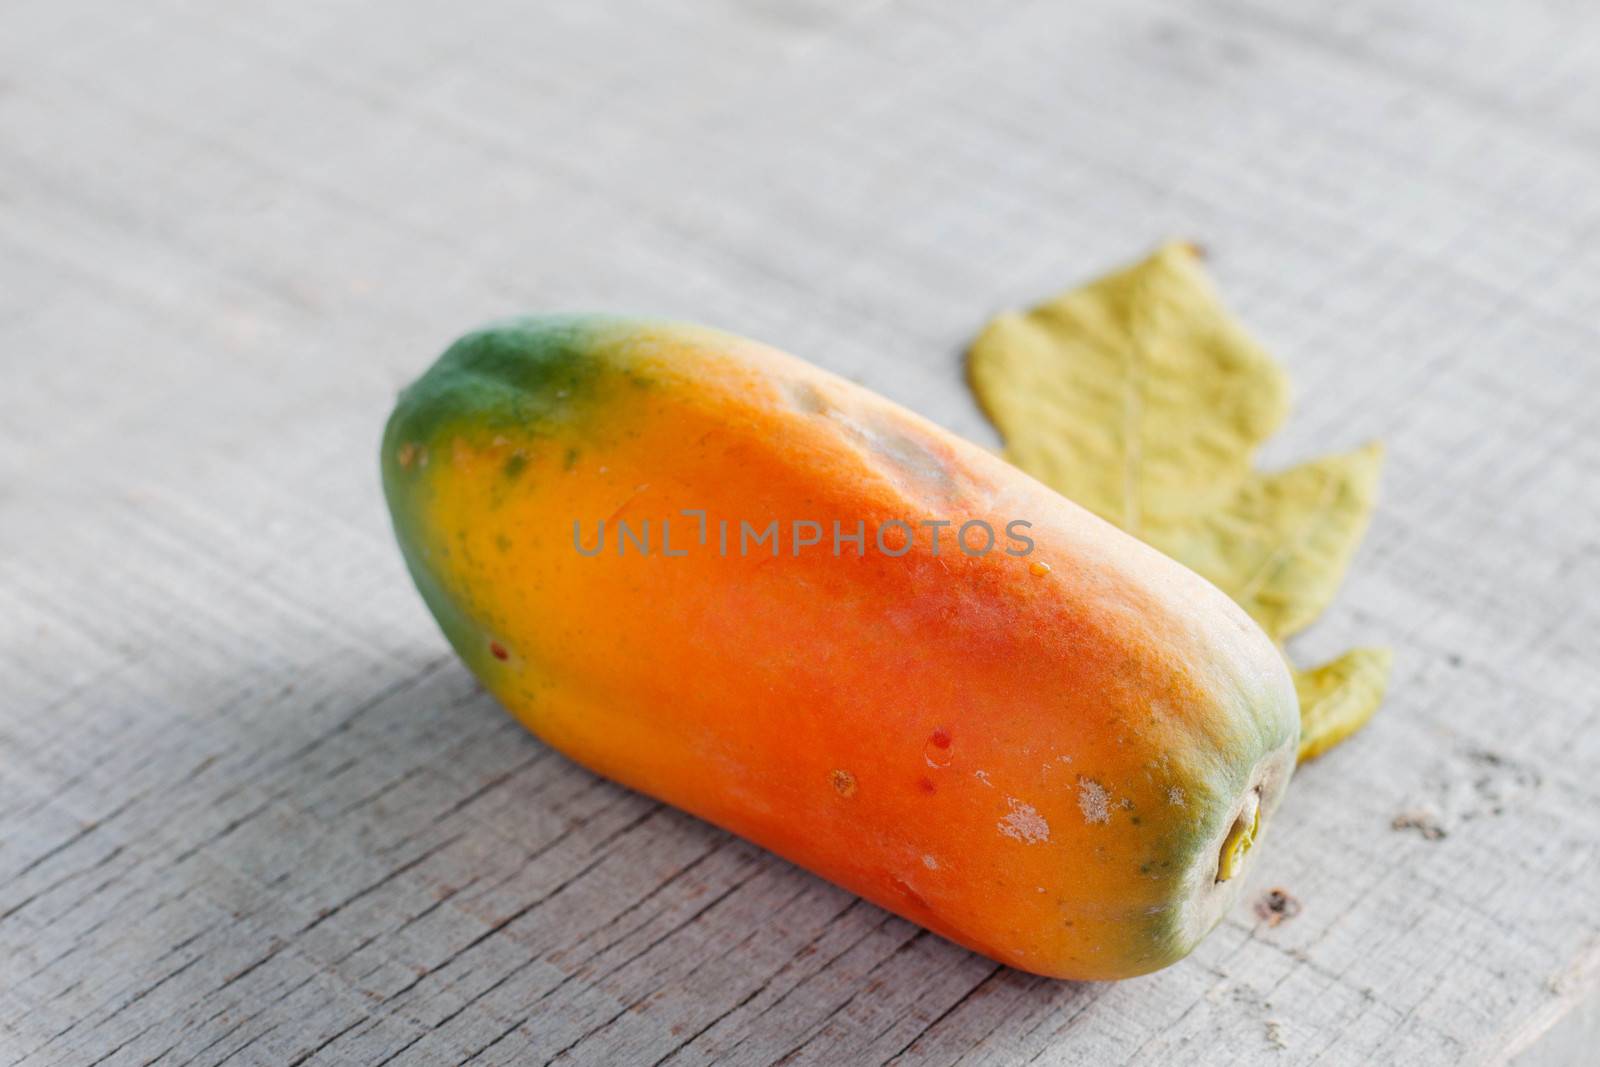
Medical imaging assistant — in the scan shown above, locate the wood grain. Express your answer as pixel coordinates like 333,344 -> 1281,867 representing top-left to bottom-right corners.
2,0 -> 1598,1064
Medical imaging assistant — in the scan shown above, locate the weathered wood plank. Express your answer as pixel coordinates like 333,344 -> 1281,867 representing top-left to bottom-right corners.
2,0 -> 1598,1064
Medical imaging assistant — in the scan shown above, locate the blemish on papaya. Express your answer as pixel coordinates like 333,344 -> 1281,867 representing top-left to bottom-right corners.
1077,778 -> 1111,824
924,728 -> 954,768
830,769 -> 857,798
998,797 -> 1050,843
916,776 -> 937,795
396,442 -> 418,469
890,875 -> 927,909
785,380 -> 830,415
503,452 -> 528,479
563,447 -> 579,471
489,641 -> 509,661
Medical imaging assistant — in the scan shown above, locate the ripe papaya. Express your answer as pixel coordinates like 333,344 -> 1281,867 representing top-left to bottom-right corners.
380,315 -> 1299,980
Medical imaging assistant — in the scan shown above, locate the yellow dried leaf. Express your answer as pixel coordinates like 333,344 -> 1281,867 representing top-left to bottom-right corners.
969,244 -> 1289,532
1294,647 -> 1392,762
1154,443 -> 1385,640
968,243 -> 1388,762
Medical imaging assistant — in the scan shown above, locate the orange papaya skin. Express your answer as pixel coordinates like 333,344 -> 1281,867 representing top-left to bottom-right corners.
381,316 -> 1299,980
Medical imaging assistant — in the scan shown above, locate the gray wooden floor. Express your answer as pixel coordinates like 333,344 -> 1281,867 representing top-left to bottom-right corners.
3,1 -> 1598,1064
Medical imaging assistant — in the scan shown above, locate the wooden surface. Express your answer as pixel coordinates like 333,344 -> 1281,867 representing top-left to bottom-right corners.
2,1 -> 1598,1064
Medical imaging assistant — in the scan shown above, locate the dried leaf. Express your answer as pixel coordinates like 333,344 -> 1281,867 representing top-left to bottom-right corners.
968,243 -> 1388,762
1294,647 -> 1392,762
969,244 -> 1289,533
1154,443 -> 1385,640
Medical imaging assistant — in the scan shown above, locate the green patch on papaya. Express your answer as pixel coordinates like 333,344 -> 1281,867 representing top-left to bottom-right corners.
383,315 -> 624,456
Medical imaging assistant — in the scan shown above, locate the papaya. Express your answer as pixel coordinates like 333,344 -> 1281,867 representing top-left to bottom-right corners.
380,315 -> 1299,980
